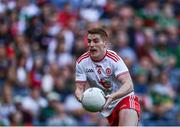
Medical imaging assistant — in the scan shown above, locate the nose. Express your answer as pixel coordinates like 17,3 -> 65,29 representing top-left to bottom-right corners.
90,42 -> 94,47
89,41 -> 94,47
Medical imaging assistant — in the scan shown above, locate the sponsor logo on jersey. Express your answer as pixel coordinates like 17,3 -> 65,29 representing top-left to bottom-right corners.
99,77 -> 112,92
86,68 -> 94,73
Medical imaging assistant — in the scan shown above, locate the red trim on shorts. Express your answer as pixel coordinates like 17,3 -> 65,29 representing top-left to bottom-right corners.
107,95 -> 141,126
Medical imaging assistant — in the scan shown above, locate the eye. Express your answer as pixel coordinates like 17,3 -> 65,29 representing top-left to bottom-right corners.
93,39 -> 99,43
88,39 -> 91,43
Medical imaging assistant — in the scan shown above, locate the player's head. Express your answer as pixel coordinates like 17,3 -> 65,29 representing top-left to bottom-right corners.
87,28 -> 108,61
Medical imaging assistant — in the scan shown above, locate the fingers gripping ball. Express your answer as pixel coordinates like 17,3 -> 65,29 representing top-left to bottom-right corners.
81,87 -> 106,112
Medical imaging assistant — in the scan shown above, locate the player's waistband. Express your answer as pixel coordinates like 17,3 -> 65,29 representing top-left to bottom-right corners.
110,90 -> 134,106
119,90 -> 134,101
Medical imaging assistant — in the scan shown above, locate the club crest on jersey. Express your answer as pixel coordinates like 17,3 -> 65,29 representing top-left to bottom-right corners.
86,68 -> 94,73
106,68 -> 112,76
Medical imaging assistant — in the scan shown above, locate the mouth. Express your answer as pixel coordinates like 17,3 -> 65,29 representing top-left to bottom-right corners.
90,49 -> 97,53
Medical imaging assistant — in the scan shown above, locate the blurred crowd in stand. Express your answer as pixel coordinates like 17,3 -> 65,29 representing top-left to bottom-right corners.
0,0 -> 179,126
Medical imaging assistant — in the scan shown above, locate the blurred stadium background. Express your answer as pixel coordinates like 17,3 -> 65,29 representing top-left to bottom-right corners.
0,0 -> 179,126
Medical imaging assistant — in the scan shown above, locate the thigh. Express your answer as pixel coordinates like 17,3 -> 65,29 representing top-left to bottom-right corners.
118,109 -> 138,126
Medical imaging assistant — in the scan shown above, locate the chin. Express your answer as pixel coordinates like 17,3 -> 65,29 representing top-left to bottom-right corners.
90,53 -> 98,59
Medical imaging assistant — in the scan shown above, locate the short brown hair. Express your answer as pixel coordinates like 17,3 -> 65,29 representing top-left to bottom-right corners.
88,28 -> 108,40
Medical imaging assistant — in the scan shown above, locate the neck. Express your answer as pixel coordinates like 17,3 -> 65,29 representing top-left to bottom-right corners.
91,50 -> 107,62
99,49 -> 107,59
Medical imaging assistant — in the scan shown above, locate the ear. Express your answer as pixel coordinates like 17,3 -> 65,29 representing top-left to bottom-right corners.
104,41 -> 108,47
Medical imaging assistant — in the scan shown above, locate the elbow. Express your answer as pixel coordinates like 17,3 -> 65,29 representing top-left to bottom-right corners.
128,81 -> 134,92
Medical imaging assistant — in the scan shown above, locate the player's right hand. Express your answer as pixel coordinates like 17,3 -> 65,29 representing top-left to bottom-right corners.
78,95 -> 83,103
103,94 -> 113,110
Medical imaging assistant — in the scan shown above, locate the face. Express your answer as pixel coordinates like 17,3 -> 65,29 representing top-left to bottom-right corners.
87,34 -> 107,60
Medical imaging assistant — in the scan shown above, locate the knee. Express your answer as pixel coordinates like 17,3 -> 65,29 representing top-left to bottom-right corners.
118,109 -> 138,126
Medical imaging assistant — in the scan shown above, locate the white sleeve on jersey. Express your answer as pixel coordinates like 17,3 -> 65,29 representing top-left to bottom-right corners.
75,62 -> 87,81
113,59 -> 129,77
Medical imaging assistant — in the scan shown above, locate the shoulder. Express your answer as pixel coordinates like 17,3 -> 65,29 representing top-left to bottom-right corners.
106,50 -> 121,62
76,52 -> 90,64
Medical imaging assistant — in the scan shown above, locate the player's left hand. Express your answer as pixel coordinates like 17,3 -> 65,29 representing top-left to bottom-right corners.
103,94 -> 113,110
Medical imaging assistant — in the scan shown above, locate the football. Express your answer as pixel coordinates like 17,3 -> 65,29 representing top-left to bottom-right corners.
81,87 -> 106,112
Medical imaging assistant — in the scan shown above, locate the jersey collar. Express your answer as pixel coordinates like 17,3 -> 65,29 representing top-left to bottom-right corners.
90,50 -> 107,62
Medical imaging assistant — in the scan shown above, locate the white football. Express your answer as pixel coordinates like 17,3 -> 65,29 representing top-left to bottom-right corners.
81,87 -> 106,112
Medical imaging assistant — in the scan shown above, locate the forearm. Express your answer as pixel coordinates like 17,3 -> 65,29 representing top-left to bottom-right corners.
111,82 -> 133,101
75,88 -> 84,101
111,73 -> 134,101
75,82 -> 86,102
103,78 -> 134,109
